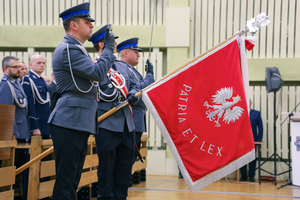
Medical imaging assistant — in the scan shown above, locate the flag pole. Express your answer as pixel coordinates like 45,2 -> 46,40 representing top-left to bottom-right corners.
97,33 -> 236,123
145,0 -> 157,72
98,33 -> 237,123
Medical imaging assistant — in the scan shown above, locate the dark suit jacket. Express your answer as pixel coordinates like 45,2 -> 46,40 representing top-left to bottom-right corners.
250,109 -> 263,142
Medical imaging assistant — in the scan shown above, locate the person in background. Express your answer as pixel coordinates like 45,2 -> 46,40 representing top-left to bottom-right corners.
240,99 -> 263,182
42,75 -> 51,85
21,54 -> 52,199
21,54 -> 51,139
48,3 -> 116,199
19,61 -> 29,80
0,56 -> 30,199
89,24 -> 139,200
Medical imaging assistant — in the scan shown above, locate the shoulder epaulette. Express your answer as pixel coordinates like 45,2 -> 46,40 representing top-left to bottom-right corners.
1,77 -> 8,82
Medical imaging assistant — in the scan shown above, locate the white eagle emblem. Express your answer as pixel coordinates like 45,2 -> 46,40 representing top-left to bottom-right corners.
204,87 -> 244,127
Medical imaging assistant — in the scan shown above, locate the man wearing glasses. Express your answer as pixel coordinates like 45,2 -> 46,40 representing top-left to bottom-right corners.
0,56 -> 30,140
0,56 -> 30,198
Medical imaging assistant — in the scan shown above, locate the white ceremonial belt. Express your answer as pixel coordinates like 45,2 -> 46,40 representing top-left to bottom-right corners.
107,68 -> 128,100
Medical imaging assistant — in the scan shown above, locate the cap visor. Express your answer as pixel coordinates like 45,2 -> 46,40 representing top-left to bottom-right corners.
85,16 -> 95,22
130,47 -> 142,52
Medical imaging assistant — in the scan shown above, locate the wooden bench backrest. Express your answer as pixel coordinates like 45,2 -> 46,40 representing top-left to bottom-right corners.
0,104 -> 15,160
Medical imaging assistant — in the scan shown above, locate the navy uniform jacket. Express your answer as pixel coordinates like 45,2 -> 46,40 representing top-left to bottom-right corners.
250,109 -> 263,142
22,71 -> 51,135
98,60 -> 138,133
0,75 -> 30,139
125,61 -> 155,132
48,34 -> 116,134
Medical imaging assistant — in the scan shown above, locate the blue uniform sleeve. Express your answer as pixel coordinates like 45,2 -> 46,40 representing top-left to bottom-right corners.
128,70 -> 139,95
0,80 -> 13,105
135,73 -> 155,90
61,44 -> 116,82
22,77 -> 39,131
0,80 -> 20,136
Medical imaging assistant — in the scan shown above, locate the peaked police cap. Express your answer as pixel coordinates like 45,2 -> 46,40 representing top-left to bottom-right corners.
59,2 -> 95,22
117,37 -> 142,52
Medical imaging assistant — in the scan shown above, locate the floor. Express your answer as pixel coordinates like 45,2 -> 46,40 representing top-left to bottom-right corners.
127,175 -> 300,200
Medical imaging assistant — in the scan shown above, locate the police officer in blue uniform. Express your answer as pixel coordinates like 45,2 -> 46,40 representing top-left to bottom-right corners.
240,99 -> 263,182
0,56 -> 30,141
0,56 -> 30,198
21,54 -> 51,138
47,3 -> 116,200
89,25 -> 139,200
117,38 -> 155,165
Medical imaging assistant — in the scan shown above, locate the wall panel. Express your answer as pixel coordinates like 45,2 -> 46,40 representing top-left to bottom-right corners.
1,0 -> 166,26
190,0 -> 300,59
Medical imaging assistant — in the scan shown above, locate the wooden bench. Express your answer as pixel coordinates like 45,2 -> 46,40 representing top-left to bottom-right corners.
24,134 -> 148,199
23,135 -> 97,199
10,130 -> 148,200
0,104 -> 17,200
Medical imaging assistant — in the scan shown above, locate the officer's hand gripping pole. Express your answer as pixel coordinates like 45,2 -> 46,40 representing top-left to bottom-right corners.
97,91 -> 142,122
97,91 -> 144,164
106,24 -> 111,35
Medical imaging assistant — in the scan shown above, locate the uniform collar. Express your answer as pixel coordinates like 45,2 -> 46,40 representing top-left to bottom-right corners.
74,37 -> 84,46
4,74 -> 17,83
65,34 -> 84,46
120,60 -> 133,68
30,70 -> 41,78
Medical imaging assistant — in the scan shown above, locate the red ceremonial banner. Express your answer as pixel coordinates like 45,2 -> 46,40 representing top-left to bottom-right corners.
142,36 -> 255,192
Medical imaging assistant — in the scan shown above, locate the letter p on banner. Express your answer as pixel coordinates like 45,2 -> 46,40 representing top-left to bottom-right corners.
142,35 -> 255,192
